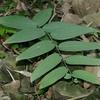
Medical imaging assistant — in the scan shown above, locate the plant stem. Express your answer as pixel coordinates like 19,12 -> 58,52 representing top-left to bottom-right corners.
45,32 -> 70,73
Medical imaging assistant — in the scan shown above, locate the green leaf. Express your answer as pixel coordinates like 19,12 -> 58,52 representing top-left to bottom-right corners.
0,25 -> 5,36
64,73 -> 72,79
32,8 -> 52,27
72,70 -> 100,85
16,40 -> 55,61
5,27 -> 16,33
65,55 -> 100,65
39,67 -> 66,89
43,22 -> 96,40
0,15 -> 36,29
59,41 -> 100,51
31,53 -> 62,82
4,28 -> 45,44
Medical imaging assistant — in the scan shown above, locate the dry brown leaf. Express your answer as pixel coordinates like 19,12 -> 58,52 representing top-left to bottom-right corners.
63,0 -> 73,4
3,80 -> 20,93
62,1 -> 71,14
72,0 -> 100,17
16,1 -> 27,11
62,13 -> 82,24
83,13 -> 100,27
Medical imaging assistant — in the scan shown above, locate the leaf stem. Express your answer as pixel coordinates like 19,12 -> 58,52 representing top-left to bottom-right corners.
45,32 -> 70,73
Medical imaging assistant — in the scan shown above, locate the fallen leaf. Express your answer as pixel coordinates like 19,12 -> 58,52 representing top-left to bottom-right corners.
62,13 -> 82,24
3,80 -> 20,94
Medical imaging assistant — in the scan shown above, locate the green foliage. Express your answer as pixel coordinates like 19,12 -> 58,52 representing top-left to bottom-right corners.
39,67 -> 67,89
31,53 -> 62,82
64,73 -> 72,80
0,25 -> 16,36
43,22 -> 97,40
32,8 -> 52,26
72,70 -> 100,85
16,40 -> 55,61
0,8 -> 100,92
4,28 -> 45,44
0,0 -> 16,13
0,15 -> 36,29
0,26 -> 5,36
59,41 -> 100,51
66,55 -> 100,65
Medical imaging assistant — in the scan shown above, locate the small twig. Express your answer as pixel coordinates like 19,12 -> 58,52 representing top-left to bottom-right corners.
13,49 -> 20,55
6,68 -> 15,82
93,36 -> 99,42
1,40 -> 11,51
86,22 -> 93,27
81,35 -> 89,42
